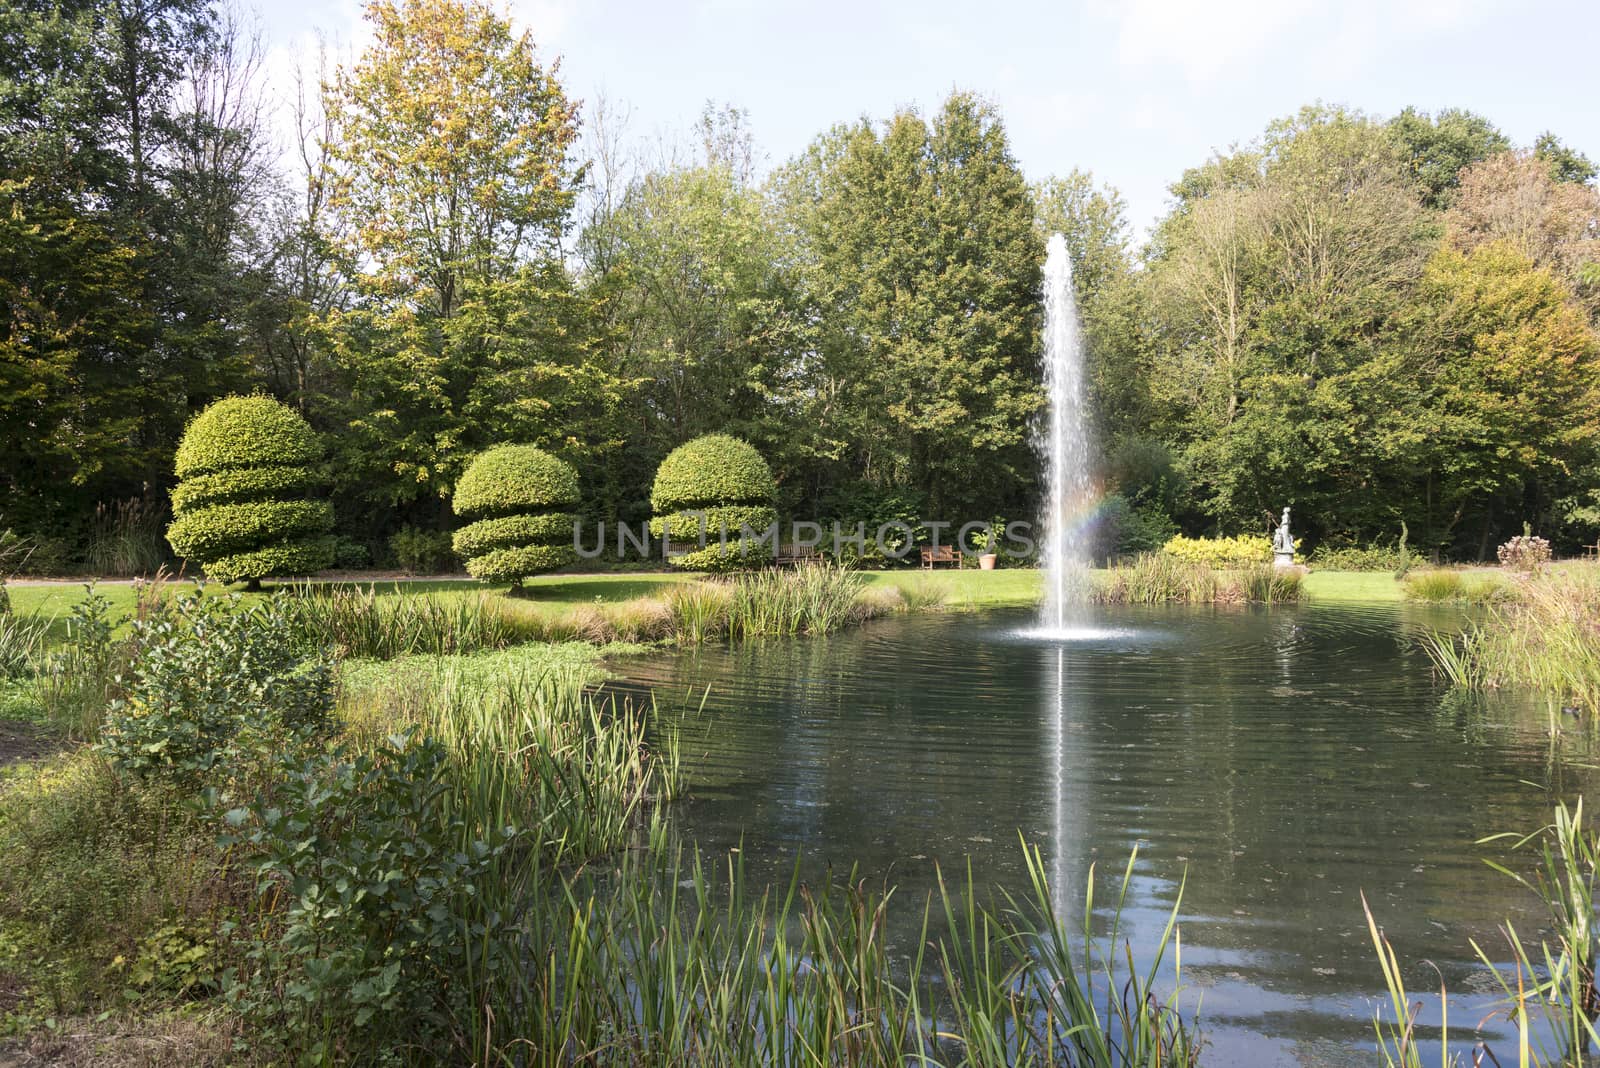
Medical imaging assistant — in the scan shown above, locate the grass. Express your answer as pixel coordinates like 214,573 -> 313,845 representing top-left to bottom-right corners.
1425,567 -> 1600,717
1402,568 -> 1515,604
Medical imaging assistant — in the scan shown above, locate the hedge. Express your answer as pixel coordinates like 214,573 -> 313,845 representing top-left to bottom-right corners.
1160,533 -> 1274,568
651,435 -> 776,572
454,445 -> 580,519
166,396 -> 333,585
452,445 -> 580,585
648,504 -> 779,541
170,465 -> 317,513
174,396 -> 322,479
650,434 -> 776,512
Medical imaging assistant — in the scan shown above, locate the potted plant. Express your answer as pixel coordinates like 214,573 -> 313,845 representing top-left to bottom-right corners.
976,519 -> 1003,570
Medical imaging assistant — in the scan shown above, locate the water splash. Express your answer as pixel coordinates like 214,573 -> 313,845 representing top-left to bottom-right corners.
1037,233 -> 1095,636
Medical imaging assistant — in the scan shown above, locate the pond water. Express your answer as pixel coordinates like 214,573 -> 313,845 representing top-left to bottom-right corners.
607,602 -> 1594,1066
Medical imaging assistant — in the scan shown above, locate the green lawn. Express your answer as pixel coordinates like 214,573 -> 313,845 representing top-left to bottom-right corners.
1300,570 -> 1405,602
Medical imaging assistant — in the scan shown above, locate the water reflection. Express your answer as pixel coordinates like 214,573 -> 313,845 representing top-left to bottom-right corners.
607,602 -> 1597,1066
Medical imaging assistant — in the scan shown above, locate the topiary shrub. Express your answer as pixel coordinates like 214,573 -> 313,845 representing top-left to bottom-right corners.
452,445 -> 580,586
649,434 -> 777,572
166,396 -> 334,589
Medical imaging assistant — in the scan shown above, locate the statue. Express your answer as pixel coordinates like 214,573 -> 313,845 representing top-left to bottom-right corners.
1272,506 -> 1294,566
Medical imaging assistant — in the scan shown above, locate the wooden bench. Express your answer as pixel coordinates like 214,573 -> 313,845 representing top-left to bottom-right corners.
919,545 -> 961,570
1584,543 -> 1599,561
773,545 -> 823,569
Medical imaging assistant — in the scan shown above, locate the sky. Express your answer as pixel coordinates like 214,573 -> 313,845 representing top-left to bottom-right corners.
252,0 -> 1600,235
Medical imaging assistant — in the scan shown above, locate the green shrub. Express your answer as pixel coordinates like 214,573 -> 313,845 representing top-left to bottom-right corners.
1310,542 -> 1411,572
650,434 -> 776,572
452,445 -> 579,586
224,735 -> 521,1057
1161,533 -> 1273,568
166,396 -> 334,587
98,592 -> 335,789
387,525 -> 455,574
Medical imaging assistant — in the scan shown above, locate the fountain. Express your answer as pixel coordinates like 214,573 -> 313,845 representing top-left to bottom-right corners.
1036,233 -> 1096,637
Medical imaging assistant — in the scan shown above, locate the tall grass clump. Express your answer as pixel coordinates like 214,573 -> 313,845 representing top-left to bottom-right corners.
1402,569 -> 1511,604
286,584 -> 529,659
1238,563 -> 1304,604
723,562 -> 870,640
1425,569 -> 1600,716
343,655 -> 679,862
84,496 -> 169,577
1097,553 -> 1219,604
0,610 -> 50,678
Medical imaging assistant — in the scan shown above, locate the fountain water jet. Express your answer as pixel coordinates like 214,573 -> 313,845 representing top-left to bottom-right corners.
1036,233 -> 1096,637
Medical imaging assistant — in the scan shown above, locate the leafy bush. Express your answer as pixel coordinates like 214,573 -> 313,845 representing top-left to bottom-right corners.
1311,542 -> 1410,571
650,435 -> 776,571
387,525 -> 455,574
1498,533 -> 1552,571
166,396 -> 334,587
331,535 -> 370,570
818,482 -> 924,567
1097,494 -> 1178,558
452,445 -> 579,585
223,735 -> 521,1057
1161,533 -> 1273,568
97,592 -> 335,789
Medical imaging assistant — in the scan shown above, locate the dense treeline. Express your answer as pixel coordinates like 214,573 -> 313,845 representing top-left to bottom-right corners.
4,0 -> 1598,569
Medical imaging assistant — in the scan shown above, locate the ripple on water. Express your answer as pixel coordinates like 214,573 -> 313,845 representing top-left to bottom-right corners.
605,602 -> 1591,1066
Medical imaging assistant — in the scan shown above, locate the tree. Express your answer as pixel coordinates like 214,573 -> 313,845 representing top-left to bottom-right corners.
1448,151 -> 1600,318
1407,243 -> 1600,555
649,434 -> 776,571
1534,132 -> 1598,186
778,92 -> 1044,516
316,0 -> 624,523
166,396 -> 335,588
1386,106 -> 1510,209
451,445 -> 579,586
1146,106 -> 1432,538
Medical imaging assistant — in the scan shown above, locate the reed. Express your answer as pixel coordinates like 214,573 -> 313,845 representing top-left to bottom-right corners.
287,583 -> 531,659
0,611 -> 50,678
724,563 -> 870,641
1425,569 -> 1600,717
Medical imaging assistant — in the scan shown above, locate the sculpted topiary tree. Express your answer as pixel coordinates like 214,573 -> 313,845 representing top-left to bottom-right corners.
167,396 -> 335,590
650,434 -> 777,572
452,445 -> 580,587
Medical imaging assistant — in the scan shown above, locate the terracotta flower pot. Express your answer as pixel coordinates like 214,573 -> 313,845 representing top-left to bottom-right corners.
979,553 -> 998,570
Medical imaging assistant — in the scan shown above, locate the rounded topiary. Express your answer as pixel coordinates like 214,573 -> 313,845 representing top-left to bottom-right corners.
167,396 -> 335,588
649,434 -> 777,572
452,445 -> 580,586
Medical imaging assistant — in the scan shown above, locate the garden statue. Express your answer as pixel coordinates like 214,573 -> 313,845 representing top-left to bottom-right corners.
1273,506 -> 1294,567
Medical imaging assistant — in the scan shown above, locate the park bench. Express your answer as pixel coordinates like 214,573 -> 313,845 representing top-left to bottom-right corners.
919,545 -> 961,570
773,545 -> 823,569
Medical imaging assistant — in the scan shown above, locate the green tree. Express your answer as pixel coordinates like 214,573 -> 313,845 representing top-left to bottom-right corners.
778,92 -> 1044,516
1386,106 -> 1510,209
1408,243 -> 1600,554
1534,132 -> 1598,186
316,0 -> 624,526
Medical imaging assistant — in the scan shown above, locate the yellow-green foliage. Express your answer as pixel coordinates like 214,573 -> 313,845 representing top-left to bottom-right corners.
166,396 -> 334,584
451,445 -> 580,585
650,435 -> 777,572
1160,533 -> 1273,568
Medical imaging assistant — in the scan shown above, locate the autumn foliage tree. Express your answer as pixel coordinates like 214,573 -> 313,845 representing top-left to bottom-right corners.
316,0 -> 624,525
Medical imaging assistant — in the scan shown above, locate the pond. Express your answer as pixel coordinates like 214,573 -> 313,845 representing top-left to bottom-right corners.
607,602 -> 1593,1066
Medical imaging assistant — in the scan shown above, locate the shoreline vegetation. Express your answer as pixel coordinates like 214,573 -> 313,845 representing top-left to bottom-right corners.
0,583 -> 1201,1066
